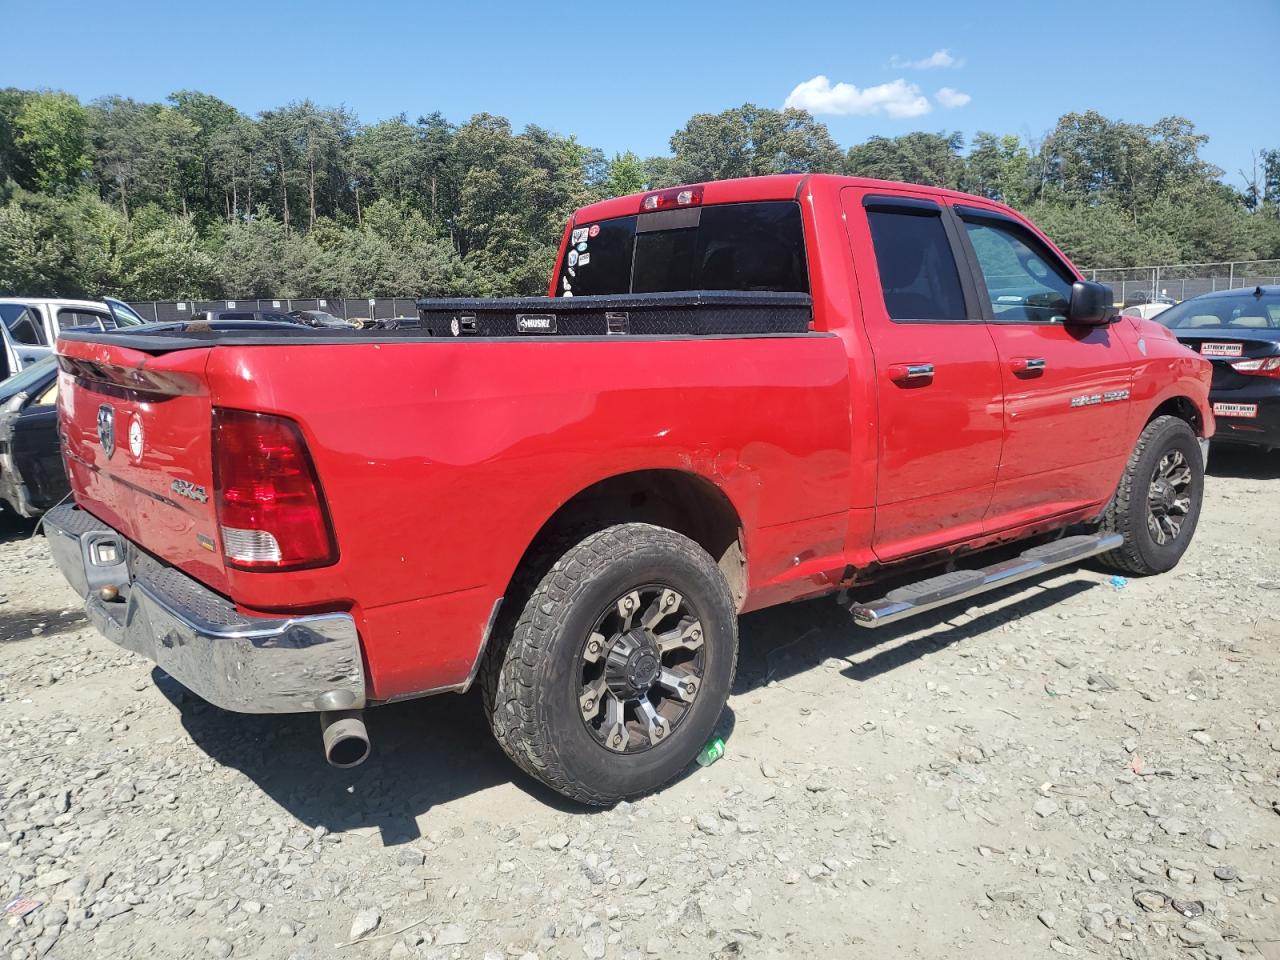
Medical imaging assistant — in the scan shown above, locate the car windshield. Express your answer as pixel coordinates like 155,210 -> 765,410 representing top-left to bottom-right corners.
556,200 -> 809,297
0,356 -> 56,404
1152,290 -> 1280,330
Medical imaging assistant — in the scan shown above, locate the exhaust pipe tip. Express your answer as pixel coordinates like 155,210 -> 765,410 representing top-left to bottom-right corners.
321,710 -> 370,768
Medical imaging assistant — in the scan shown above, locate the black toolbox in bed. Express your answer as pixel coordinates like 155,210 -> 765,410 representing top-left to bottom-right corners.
414,291 -> 813,338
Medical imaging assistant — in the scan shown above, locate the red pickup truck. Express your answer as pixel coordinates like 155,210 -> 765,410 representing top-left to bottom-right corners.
47,174 -> 1212,805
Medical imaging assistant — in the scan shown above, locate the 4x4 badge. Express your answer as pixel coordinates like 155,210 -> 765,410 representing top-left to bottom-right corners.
171,479 -> 209,504
96,405 -> 116,459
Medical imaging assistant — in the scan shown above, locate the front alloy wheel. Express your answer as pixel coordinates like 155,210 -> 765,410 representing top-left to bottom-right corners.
1099,415 -> 1204,575
1146,449 -> 1193,545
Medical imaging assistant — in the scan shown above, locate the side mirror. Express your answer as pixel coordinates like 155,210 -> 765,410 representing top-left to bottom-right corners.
1066,280 -> 1118,327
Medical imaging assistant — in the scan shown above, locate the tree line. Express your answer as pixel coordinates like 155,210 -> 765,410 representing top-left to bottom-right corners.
0,89 -> 1277,301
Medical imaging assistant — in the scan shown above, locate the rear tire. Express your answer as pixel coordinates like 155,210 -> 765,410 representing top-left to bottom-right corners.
482,523 -> 737,806
1098,415 -> 1203,575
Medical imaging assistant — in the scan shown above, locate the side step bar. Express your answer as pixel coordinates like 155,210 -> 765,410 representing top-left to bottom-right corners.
846,533 -> 1123,628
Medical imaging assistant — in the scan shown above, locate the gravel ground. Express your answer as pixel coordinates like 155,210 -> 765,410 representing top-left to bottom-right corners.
1,448 -> 1278,960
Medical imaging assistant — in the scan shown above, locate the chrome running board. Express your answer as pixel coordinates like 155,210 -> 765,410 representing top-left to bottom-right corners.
846,533 -> 1123,628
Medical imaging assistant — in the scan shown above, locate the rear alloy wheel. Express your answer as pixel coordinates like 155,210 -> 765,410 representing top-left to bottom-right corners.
482,523 -> 737,806
578,585 -> 706,754
1099,415 -> 1204,575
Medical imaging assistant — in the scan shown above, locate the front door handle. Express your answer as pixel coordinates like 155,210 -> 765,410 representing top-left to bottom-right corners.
1010,357 -> 1047,374
887,362 -> 935,383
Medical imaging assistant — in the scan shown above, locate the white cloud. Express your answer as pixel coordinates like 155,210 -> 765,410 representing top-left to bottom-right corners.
784,76 -> 931,118
935,87 -> 972,109
890,49 -> 963,70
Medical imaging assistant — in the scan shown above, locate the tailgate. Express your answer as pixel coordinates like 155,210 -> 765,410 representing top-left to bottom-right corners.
56,337 -> 229,594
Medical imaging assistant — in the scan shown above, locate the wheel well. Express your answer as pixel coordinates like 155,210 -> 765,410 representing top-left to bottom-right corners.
1149,396 -> 1203,436
515,470 -> 747,607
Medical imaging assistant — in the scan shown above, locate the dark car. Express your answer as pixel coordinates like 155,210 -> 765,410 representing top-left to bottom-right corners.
289,309 -> 357,329
0,356 -> 67,517
193,309 -> 303,325
1153,286 -> 1280,451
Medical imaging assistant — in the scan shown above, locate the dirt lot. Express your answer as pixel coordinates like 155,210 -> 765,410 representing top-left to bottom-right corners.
1,448 -> 1278,960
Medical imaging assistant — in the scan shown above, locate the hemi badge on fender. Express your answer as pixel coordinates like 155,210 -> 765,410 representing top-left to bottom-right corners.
516,313 -> 557,334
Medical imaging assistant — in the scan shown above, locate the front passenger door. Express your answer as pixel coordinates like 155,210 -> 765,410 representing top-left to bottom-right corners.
955,205 -> 1134,527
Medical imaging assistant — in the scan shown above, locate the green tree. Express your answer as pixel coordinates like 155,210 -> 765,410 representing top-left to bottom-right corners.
845,131 -> 965,189
605,151 -> 648,197
670,105 -> 842,184
964,132 -> 1033,206
15,91 -> 91,193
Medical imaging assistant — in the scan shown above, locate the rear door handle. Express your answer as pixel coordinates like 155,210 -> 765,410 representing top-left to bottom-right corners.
887,362 -> 935,383
1010,357 -> 1047,374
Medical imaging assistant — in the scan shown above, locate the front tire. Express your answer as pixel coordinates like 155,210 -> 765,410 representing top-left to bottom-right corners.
1098,415 -> 1203,575
482,523 -> 737,806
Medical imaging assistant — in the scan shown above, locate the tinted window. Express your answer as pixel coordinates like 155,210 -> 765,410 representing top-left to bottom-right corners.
558,201 -> 809,297
106,299 -> 146,326
259,311 -> 295,323
58,309 -> 109,331
963,219 -> 1074,322
866,210 -> 967,321
5,306 -> 48,345
1152,292 -> 1280,330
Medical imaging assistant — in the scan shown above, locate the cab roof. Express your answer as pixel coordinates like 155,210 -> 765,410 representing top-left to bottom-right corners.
570,173 -> 1018,225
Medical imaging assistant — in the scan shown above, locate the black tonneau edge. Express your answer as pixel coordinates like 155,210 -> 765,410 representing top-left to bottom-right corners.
57,291 -> 817,353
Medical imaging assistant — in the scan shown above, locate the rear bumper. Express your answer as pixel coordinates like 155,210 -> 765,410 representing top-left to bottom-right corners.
1209,385 -> 1280,448
44,504 -> 366,714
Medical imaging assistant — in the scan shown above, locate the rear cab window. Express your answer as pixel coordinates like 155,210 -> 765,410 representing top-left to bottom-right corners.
556,201 -> 809,297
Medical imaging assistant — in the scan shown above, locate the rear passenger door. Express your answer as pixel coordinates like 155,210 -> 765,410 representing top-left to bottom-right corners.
950,204 -> 1134,526
840,188 -> 1005,561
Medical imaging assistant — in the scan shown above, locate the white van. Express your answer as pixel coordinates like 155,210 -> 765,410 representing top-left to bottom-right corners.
0,297 -> 148,379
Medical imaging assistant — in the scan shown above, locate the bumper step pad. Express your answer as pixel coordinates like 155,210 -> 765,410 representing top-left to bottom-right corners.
846,533 -> 1122,628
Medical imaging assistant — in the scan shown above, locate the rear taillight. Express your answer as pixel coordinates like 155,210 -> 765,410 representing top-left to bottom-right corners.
1230,356 -> 1280,378
640,185 -> 703,212
212,408 -> 337,571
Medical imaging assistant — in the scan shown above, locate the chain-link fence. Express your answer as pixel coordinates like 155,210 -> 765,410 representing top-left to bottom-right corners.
126,263 -> 1280,320
124,297 -> 422,324
1086,260 -> 1280,305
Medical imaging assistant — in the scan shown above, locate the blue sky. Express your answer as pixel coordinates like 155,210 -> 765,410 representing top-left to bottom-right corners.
4,0 -> 1274,185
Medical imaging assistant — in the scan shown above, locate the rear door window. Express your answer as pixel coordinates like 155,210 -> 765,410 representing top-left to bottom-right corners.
57,309 -> 110,332
865,209 -> 968,321
558,201 -> 808,297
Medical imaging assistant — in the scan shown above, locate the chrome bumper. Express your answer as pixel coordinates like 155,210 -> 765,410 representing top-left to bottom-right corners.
43,504 -> 366,714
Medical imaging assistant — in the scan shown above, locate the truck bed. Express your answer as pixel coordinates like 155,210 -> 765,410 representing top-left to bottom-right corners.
56,291 -> 813,352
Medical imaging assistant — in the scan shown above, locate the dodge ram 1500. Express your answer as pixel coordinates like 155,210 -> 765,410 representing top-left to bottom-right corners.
46,174 -> 1212,804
